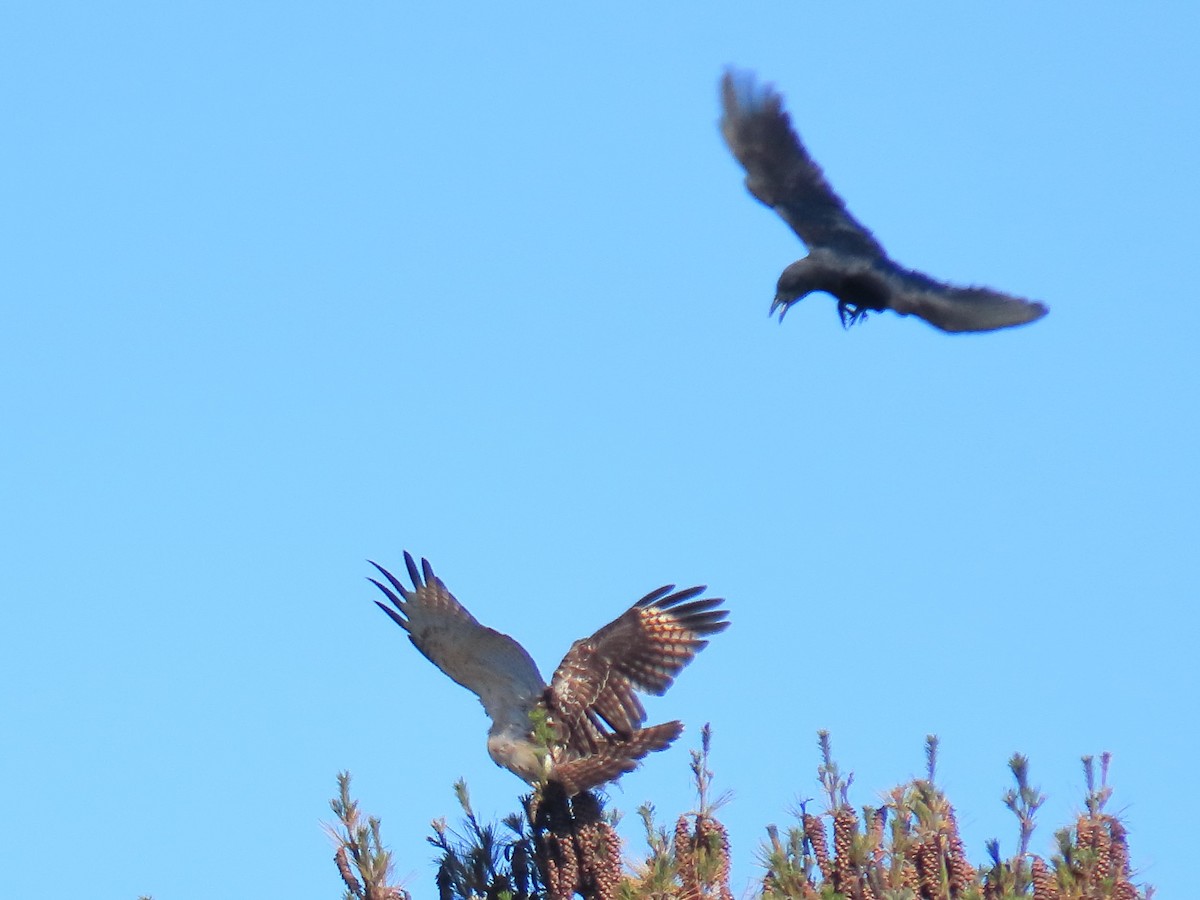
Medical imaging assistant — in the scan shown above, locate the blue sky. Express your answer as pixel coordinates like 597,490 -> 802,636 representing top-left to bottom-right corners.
3,3 -> 1197,897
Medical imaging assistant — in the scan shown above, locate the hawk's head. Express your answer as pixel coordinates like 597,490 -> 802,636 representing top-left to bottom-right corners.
487,730 -> 548,784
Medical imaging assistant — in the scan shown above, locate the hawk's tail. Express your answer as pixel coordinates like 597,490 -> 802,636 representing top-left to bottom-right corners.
551,721 -> 683,796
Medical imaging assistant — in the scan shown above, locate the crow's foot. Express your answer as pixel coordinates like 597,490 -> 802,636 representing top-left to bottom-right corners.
837,300 -> 869,329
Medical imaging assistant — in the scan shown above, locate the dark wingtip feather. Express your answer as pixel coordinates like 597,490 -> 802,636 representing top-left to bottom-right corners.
635,586 -> 731,633
368,560 -> 411,600
659,585 -> 707,608
720,67 -> 776,118
635,585 -> 676,608
684,611 -> 731,636
367,576 -> 405,611
373,598 -> 409,631
403,551 -> 422,588
669,595 -> 724,616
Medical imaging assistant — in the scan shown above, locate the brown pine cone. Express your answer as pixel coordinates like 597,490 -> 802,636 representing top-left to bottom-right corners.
552,833 -> 579,900
915,838 -> 942,900
570,791 -> 618,900
675,813 -> 698,896
1076,814 -> 1098,850
832,807 -> 858,895
942,809 -> 974,895
697,814 -> 734,900
804,813 -> 833,883
583,820 -> 622,900
1107,815 -> 1132,877
1093,818 -> 1114,880
1031,856 -> 1059,900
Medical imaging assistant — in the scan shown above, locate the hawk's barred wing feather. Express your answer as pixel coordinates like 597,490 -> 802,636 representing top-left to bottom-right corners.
547,585 -> 729,756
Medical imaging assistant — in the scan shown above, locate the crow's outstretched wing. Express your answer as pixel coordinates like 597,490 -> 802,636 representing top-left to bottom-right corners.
886,270 -> 1050,333
720,69 -> 884,260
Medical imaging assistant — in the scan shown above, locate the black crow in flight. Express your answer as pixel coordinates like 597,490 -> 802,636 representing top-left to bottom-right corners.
720,69 -> 1049,333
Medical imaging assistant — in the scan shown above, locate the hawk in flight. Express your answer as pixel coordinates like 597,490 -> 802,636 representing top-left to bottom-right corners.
720,68 -> 1049,333
369,552 -> 729,795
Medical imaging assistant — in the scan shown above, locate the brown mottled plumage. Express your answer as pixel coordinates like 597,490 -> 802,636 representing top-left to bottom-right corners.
369,552 -> 728,795
720,68 -> 1049,333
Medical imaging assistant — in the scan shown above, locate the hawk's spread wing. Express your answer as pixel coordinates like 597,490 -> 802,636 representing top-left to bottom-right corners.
369,553 -> 547,722
720,69 -> 885,260
547,585 -> 729,757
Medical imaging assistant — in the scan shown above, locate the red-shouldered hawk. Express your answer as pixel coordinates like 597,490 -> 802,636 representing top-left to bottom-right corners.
369,552 -> 729,795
